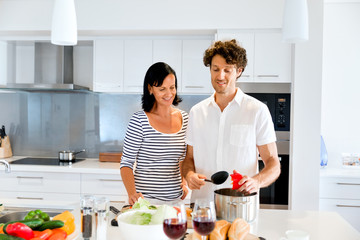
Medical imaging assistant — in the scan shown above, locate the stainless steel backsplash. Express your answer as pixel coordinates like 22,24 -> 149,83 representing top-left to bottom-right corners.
0,91 -> 208,158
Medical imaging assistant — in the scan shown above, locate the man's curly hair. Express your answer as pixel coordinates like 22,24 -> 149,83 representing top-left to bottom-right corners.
203,39 -> 247,74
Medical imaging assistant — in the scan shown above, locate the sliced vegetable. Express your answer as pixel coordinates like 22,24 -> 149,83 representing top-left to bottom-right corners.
0,224 -> 4,234
5,223 -> 34,240
48,229 -> 67,239
230,172 -> 244,190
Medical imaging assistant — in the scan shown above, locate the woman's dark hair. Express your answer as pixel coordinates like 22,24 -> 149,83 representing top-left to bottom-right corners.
142,62 -> 182,112
203,39 -> 248,78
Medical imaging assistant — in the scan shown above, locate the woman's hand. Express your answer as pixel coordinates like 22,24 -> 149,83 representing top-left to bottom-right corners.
128,192 -> 144,205
185,171 -> 206,190
180,180 -> 189,200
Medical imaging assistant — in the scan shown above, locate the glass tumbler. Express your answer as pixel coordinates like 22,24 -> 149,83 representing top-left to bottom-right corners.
94,197 -> 110,240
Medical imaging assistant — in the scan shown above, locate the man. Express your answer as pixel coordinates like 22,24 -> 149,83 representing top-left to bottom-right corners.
182,39 -> 281,202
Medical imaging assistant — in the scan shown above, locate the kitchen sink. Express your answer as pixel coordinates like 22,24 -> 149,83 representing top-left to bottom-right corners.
0,207 -> 72,223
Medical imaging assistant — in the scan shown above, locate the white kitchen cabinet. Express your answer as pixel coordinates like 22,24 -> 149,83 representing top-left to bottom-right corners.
93,39 -> 124,93
0,171 -> 80,202
319,176 -> 360,231
123,39 -> 153,93
81,173 -> 127,203
216,30 -> 291,83
181,39 -> 213,94
153,39 -> 183,90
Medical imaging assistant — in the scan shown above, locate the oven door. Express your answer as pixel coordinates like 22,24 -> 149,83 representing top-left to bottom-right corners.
258,154 -> 289,209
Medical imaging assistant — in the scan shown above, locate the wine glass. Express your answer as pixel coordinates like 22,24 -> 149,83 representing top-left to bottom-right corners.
163,203 -> 187,240
192,199 -> 216,240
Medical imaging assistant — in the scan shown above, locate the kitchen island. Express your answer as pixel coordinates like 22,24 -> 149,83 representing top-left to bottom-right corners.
1,157 -> 360,239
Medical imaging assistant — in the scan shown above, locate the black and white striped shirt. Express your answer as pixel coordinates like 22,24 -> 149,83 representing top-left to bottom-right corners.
120,110 -> 188,201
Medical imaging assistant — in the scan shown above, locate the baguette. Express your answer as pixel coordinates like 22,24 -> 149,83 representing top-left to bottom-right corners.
228,218 -> 250,240
209,220 -> 231,240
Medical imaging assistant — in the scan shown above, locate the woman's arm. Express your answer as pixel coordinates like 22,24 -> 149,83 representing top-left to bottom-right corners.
120,167 -> 143,205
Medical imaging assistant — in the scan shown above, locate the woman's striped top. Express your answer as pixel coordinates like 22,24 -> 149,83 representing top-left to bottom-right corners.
120,110 -> 188,201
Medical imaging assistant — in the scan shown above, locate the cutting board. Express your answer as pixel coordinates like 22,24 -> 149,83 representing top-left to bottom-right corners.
99,152 -> 122,162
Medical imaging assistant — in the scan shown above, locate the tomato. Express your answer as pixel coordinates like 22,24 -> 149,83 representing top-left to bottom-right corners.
50,229 -> 67,239
33,229 -> 53,239
48,233 -> 66,240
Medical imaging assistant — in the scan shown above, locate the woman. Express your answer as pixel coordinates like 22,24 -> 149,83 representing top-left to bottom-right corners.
120,62 -> 188,205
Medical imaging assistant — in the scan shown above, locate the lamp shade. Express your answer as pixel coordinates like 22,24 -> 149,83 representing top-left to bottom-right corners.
282,0 -> 309,43
51,0 -> 78,46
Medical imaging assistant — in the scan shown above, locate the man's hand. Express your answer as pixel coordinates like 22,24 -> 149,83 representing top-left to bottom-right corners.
185,171 -> 207,190
234,170 -> 260,194
128,192 -> 144,205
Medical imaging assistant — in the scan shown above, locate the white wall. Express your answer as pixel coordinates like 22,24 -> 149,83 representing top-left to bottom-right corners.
322,2 -> 360,168
0,0 -> 324,211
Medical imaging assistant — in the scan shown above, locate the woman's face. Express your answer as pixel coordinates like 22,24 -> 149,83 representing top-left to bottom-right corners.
149,73 -> 176,108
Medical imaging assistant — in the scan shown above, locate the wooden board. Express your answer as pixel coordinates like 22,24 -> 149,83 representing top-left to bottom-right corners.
99,152 -> 122,162
185,232 -> 259,240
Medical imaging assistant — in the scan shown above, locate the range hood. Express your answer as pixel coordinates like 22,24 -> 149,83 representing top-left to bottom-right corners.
6,42 -> 89,91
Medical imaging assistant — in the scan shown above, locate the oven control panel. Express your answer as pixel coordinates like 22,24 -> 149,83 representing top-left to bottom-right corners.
247,93 -> 291,131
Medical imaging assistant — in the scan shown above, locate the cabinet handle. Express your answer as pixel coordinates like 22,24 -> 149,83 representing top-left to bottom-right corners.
110,201 -> 126,204
184,86 -> 204,89
256,75 -> 279,78
336,183 -> 360,186
99,179 -> 121,182
241,75 -> 251,78
17,176 -> 44,180
17,197 -> 44,200
336,204 -> 360,208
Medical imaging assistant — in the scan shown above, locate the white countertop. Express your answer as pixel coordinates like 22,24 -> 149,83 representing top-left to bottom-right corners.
320,166 -> 360,178
0,156 -> 120,174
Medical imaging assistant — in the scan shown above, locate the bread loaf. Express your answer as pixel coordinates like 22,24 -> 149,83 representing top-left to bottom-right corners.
228,218 -> 250,240
209,220 -> 231,240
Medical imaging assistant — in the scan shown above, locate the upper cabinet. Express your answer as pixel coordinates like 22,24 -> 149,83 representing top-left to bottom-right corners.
216,30 -> 292,83
93,36 -> 214,94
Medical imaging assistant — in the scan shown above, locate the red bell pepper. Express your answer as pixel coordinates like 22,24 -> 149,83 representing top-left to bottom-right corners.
230,172 -> 244,190
6,222 -> 34,240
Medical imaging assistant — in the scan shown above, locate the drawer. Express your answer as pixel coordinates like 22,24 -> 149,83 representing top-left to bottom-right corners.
0,171 -> 81,194
89,194 -> 127,203
81,174 -> 126,196
0,191 -> 80,202
319,198 -> 360,232
319,177 -> 360,199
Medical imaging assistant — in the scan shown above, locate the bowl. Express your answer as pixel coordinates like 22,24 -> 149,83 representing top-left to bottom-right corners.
116,210 -> 167,240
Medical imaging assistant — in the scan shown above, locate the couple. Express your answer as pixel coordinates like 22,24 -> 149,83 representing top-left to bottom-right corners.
120,39 -> 281,205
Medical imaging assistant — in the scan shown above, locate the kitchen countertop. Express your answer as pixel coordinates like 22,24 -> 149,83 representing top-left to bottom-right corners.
320,166 -> 360,178
0,156 -> 120,174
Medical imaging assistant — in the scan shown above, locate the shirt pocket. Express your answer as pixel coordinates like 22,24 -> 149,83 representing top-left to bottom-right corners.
230,124 -> 255,147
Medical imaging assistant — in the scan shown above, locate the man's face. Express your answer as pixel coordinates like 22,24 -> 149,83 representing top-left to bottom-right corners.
210,55 -> 242,95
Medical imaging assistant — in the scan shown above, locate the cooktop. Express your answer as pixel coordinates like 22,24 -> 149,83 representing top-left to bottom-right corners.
10,157 -> 85,166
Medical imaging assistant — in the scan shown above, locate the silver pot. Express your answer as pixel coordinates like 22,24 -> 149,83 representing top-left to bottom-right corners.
214,188 -> 258,223
58,149 -> 85,161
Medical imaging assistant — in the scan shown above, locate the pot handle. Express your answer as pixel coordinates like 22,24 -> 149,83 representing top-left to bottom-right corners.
227,201 -> 250,206
74,149 -> 86,155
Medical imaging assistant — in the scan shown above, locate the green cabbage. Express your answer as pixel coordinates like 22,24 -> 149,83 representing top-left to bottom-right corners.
150,205 -> 177,225
126,211 -> 152,225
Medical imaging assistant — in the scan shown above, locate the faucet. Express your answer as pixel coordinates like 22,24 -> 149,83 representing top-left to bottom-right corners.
0,159 -> 11,173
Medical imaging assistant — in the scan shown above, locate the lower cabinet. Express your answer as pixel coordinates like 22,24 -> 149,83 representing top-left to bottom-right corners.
0,171 -> 81,203
81,173 -> 127,203
319,176 -> 360,232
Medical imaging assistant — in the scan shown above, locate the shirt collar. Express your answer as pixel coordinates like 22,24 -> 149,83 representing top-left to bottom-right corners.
208,87 -> 244,107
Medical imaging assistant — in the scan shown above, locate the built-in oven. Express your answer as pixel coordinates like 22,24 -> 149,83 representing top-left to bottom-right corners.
244,84 -> 291,210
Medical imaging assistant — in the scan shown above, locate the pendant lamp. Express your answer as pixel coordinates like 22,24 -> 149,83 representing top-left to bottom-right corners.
282,0 -> 309,43
51,0 -> 78,46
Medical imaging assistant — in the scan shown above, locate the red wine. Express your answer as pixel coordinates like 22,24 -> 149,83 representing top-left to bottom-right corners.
163,218 -> 187,239
193,217 -> 215,236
